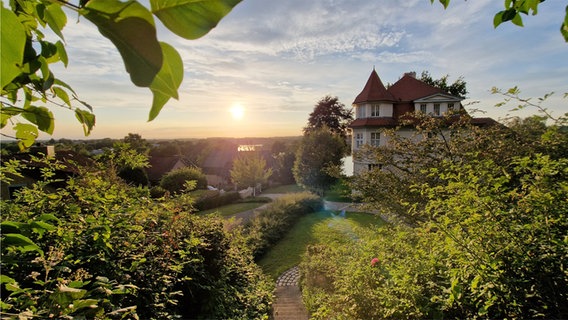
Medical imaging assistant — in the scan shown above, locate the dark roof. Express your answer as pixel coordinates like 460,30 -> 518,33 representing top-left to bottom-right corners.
202,149 -> 237,171
353,69 -> 396,104
387,74 -> 447,101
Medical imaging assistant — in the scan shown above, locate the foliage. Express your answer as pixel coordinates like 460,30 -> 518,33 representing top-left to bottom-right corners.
230,152 -> 273,197
194,190 -> 241,211
304,95 -> 353,140
0,158 -> 273,319
1,0 -> 241,148
117,166 -> 149,187
235,192 -> 322,259
419,71 -> 467,98
160,166 -> 207,194
294,127 -> 347,195
431,0 -> 568,42
122,133 -> 150,155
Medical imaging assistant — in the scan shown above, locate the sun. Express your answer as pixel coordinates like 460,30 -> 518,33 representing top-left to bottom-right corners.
230,103 -> 245,120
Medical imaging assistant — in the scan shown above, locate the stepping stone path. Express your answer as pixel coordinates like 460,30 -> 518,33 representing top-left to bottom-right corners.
272,266 -> 309,320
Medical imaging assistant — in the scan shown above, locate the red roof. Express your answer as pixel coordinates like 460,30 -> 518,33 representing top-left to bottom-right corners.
353,69 -> 395,104
388,74 -> 446,101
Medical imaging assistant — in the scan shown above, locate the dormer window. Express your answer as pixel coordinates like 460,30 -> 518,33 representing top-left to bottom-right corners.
371,104 -> 380,117
420,104 -> 427,113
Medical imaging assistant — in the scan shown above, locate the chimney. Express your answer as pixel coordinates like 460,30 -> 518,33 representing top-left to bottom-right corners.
30,145 -> 55,157
404,71 -> 416,78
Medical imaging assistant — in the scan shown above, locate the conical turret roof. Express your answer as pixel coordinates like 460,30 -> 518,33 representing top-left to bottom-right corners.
353,69 -> 395,104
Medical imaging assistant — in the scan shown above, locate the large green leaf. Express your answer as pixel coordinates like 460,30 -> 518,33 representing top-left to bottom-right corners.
45,3 -> 67,41
14,123 -> 38,150
148,42 -> 183,121
21,105 -> 55,134
1,233 -> 41,254
75,109 -> 96,136
1,6 -> 26,89
82,0 -> 163,87
151,0 -> 242,40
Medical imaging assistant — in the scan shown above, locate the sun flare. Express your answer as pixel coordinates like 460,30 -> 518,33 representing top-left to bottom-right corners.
230,103 -> 245,120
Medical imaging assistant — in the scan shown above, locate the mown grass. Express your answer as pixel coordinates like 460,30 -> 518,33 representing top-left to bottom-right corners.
197,197 -> 271,217
257,210 -> 384,279
264,184 -> 305,194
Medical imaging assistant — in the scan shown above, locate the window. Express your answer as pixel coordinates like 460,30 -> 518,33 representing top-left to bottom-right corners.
420,104 -> 427,113
355,133 -> 364,148
433,103 -> 440,115
447,103 -> 455,112
357,106 -> 366,118
368,163 -> 382,170
371,104 -> 380,117
370,132 -> 380,146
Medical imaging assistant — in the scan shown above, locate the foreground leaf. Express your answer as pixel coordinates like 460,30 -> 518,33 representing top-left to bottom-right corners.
14,123 -> 38,150
148,42 -> 183,121
1,6 -> 26,89
82,0 -> 163,87
151,0 -> 242,40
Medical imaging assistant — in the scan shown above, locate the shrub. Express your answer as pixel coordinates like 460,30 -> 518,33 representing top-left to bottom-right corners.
1,161 -> 273,319
241,192 -> 322,258
118,166 -> 149,186
194,190 -> 241,211
160,167 -> 207,194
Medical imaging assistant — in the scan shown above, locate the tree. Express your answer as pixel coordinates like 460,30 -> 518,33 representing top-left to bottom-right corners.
293,127 -> 347,195
304,95 -> 353,140
230,152 -> 273,197
1,0 -> 241,149
419,71 -> 467,98
431,0 -> 568,42
122,133 -> 150,155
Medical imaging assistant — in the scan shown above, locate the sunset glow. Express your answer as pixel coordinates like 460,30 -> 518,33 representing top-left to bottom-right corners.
230,104 -> 245,120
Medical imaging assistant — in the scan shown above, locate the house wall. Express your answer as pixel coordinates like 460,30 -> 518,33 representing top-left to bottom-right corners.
355,102 -> 394,119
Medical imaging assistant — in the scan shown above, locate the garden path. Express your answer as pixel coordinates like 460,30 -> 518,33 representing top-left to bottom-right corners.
272,266 -> 309,320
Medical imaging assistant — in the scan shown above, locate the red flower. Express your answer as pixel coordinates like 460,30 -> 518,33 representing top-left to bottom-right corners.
371,258 -> 379,267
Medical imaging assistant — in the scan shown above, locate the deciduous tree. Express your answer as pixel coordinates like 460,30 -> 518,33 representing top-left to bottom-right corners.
293,127 -> 347,195
304,95 -> 353,140
230,152 -> 273,196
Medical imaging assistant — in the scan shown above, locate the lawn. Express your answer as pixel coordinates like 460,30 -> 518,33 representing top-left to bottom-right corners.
257,210 -> 385,279
264,184 -> 305,194
197,197 -> 271,217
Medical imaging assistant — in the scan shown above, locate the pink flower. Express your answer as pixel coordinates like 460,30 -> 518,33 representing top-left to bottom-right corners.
371,258 -> 379,267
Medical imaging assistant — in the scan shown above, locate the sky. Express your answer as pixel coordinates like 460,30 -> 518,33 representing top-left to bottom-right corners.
4,0 -> 568,140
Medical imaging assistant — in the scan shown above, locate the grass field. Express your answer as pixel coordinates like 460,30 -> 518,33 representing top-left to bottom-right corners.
257,210 -> 385,279
264,184 -> 305,194
197,197 -> 271,217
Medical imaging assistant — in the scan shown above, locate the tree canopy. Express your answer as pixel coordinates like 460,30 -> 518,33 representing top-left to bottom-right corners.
230,152 -> 272,196
419,71 -> 468,98
304,95 -> 353,140
293,127 -> 347,195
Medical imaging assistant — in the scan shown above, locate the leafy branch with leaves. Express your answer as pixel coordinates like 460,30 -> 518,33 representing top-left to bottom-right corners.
1,0 -> 241,149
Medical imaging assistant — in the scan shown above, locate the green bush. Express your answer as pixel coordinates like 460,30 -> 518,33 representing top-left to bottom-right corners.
1,161 -> 273,319
194,190 -> 241,211
118,166 -> 149,186
241,192 -> 322,258
302,154 -> 568,319
160,166 -> 207,194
